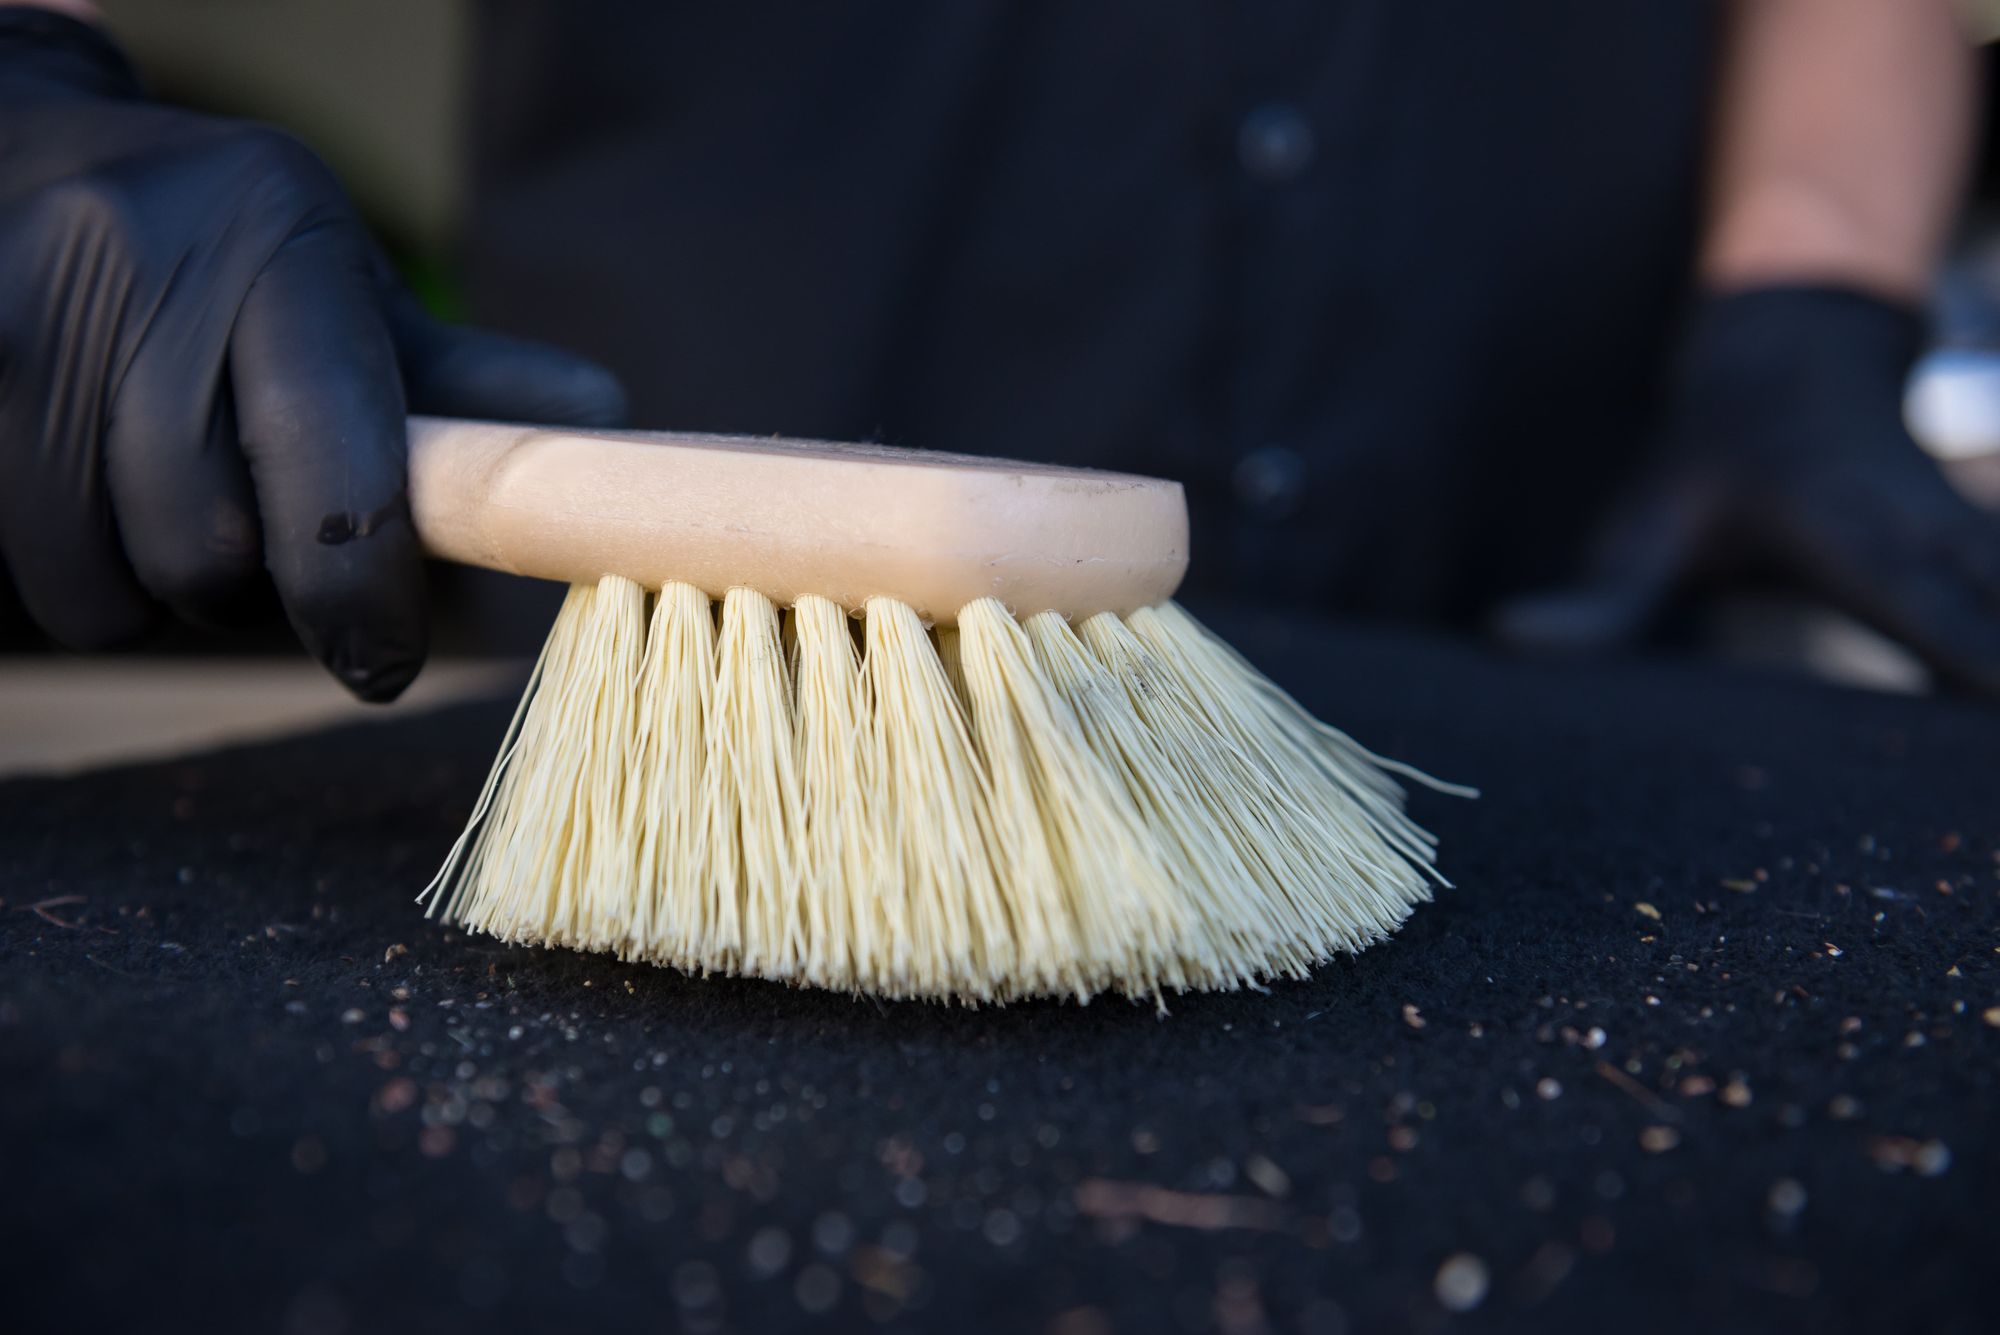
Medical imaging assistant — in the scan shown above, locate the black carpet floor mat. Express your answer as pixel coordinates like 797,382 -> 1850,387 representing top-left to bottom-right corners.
3,616 -> 1996,1335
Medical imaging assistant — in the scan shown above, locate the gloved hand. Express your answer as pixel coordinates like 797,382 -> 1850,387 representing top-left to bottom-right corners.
1494,285 -> 2000,695
0,11 -> 627,700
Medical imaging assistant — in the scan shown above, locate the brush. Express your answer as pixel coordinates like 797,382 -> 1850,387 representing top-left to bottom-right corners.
408,415 -> 1468,1002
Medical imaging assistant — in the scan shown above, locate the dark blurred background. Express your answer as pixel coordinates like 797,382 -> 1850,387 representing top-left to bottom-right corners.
6,0 -> 2000,772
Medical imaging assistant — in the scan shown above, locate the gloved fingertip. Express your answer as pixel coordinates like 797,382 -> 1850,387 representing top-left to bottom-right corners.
331,650 -> 423,704
401,323 -> 631,429
306,616 -> 425,703
540,359 -> 629,430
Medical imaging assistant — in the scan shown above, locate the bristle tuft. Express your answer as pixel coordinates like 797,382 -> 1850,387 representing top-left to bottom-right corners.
627,581 -> 713,964
790,594 -> 875,989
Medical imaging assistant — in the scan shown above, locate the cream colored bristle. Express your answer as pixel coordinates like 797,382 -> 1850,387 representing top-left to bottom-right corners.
706,588 -> 807,976
933,623 -> 969,709
862,596 -> 1015,998
422,574 -> 644,948
1116,607 -> 1431,953
789,594 -> 876,989
627,581 -> 714,964
1021,610 -> 1269,988
955,599 -> 1189,998
425,585 -> 1460,1003
1074,611 -> 1342,967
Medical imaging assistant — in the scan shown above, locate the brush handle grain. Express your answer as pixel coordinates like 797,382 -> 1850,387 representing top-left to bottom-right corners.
406,416 -> 1189,622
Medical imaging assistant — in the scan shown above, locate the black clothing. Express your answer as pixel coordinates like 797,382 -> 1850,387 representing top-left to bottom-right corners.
467,2 -> 1718,617
7,620 -> 1996,1334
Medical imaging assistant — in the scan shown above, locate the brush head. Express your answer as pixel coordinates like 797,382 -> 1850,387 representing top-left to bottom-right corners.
423,579 -> 1458,1004
407,417 -> 1190,624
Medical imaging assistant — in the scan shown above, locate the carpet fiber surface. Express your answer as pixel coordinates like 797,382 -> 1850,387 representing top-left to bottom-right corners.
3,616 -> 1995,1334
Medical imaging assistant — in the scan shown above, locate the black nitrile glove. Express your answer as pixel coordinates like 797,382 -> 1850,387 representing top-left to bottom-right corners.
1495,285 -> 2000,695
0,12 -> 627,699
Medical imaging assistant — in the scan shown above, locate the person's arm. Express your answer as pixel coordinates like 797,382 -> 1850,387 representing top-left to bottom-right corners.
1500,0 -> 2000,695
1702,0 -> 1976,298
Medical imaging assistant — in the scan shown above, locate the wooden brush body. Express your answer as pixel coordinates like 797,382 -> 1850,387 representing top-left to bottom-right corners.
408,417 -> 1189,624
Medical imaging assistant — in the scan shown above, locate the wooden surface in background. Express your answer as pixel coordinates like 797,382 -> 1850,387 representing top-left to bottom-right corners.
0,658 -> 519,779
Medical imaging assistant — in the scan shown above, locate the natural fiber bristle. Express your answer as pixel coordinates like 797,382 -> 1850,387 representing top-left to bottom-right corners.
424,576 -> 1460,1003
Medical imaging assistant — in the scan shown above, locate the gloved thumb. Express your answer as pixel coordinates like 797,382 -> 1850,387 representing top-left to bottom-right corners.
390,299 -> 630,429
1490,472 -> 1718,654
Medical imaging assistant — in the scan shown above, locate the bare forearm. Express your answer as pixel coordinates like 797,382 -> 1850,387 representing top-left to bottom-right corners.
1701,0 -> 1978,300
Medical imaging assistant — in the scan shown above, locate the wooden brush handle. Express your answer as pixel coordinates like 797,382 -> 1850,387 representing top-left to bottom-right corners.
406,416 -> 1189,621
